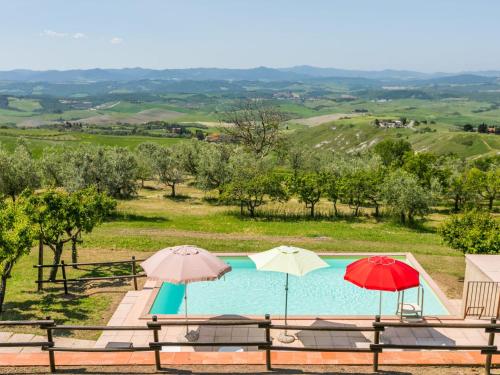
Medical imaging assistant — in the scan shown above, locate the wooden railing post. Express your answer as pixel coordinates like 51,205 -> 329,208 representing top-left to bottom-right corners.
484,317 -> 496,375
265,314 -> 272,370
152,315 -> 161,370
45,316 -> 56,373
60,261 -> 68,295
37,238 -> 44,292
132,256 -> 138,291
373,315 -> 381,372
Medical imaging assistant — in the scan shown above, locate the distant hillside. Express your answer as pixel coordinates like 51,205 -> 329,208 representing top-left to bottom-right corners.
290,116 -> 500,159
1,66 -> 500,83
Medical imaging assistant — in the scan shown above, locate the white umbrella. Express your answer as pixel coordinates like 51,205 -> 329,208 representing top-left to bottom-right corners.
141,245 -> 231,341
249,245 -> 328,343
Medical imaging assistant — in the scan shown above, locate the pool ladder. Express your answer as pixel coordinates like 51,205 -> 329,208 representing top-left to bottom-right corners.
396,284 -> 424,321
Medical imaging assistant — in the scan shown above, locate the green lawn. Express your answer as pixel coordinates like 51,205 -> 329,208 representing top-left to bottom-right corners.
0,184 -> 466,338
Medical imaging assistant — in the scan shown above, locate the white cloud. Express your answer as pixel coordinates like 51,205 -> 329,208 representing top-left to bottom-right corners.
72,33 -> 87,39
40,30 -> 68,38
40,30 -> 87,40
110,37 -> 123,45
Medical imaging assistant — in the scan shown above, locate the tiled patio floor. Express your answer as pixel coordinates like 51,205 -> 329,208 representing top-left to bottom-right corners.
93,284 -> 499,353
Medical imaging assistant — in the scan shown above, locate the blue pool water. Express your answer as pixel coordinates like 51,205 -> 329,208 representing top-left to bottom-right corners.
149,257 -> 449,316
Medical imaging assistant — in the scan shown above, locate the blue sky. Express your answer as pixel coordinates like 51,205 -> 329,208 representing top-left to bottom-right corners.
1,0 -> 499,72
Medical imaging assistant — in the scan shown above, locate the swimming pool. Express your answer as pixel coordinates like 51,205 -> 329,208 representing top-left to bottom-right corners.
149,256 -> 449,316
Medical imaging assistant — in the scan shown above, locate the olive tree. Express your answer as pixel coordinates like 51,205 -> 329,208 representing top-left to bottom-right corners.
382,169 -> 431,224
151,145 -> 185,197
0,198 -> 35,312
196,143 -> 233,194
39,147 -> 69,188
0,141 -> 40,201
65,146 -> 138,198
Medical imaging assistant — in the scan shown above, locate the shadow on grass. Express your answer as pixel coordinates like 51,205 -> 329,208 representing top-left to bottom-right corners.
163,194 -> 190,202
109,212 -> 169,223
0,262 -> 138,335
225,210 -> 365,223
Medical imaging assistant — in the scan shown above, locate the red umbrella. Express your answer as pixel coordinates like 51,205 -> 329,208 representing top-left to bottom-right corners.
344,256 -> 419,315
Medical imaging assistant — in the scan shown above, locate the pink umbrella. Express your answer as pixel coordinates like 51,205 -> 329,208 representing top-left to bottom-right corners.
141,245 -> 231,340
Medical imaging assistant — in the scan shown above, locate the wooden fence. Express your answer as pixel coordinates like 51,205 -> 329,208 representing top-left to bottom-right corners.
33,257 -> 146,294
0,316 -> 498,374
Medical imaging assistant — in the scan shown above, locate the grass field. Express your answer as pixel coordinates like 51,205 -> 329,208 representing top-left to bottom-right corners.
0,183 -> 466,339
0,128 -> 185,156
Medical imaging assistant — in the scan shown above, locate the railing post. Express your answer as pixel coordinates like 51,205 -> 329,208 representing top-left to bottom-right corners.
265,314 -> 272,371
484,317 -> 496,375
132,256 -> 138,291
60,261 -> 68,295
45,316 -> 56,373
37,238 -> 44,292
373,315 -> 381,372
152,315 -> 161,370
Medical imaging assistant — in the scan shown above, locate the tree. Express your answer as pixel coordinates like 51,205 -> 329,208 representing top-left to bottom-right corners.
477,123 -> 488,133
322,171 -> 341,216
466,167 -> 499,210
463,124 -> 474,132
442,158 -> 472,211
222,100 -> 285,157
221,155 -> 286,217
382,170 -> 431,224
0,141 -> 40,201
0,198 -> 35,312
439,211 -> 500,254
337,157 -> 376,217
65,146 -> 138,199
151,146 -> 185,197
363,162 -> 386,218
66,188 -> 116,265
24,188 -> 116,280
373,139 -> 412,167
403,152 -> 446,189
176,140 -> 202,177
289,173 -> 322,217
105,148 -> 139,198
196,143 -> 233,194
40,147 -> 68,188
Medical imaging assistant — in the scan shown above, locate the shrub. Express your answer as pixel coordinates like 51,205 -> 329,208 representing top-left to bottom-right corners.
439,210 -> 500,254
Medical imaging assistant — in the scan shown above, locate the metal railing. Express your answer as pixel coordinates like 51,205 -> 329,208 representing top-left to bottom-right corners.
464,281 -> 500,319
0,316 -> 498,374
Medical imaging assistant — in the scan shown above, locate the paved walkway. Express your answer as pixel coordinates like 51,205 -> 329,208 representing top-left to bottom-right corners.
93,285 -> 499,353
0,332 -> 95,354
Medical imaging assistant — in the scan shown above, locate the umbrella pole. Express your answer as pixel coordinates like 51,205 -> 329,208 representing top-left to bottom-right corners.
284,273 -> 289,332
378,291 -> 382,316
277,273 -> 295,343
185,283 -> 188,336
